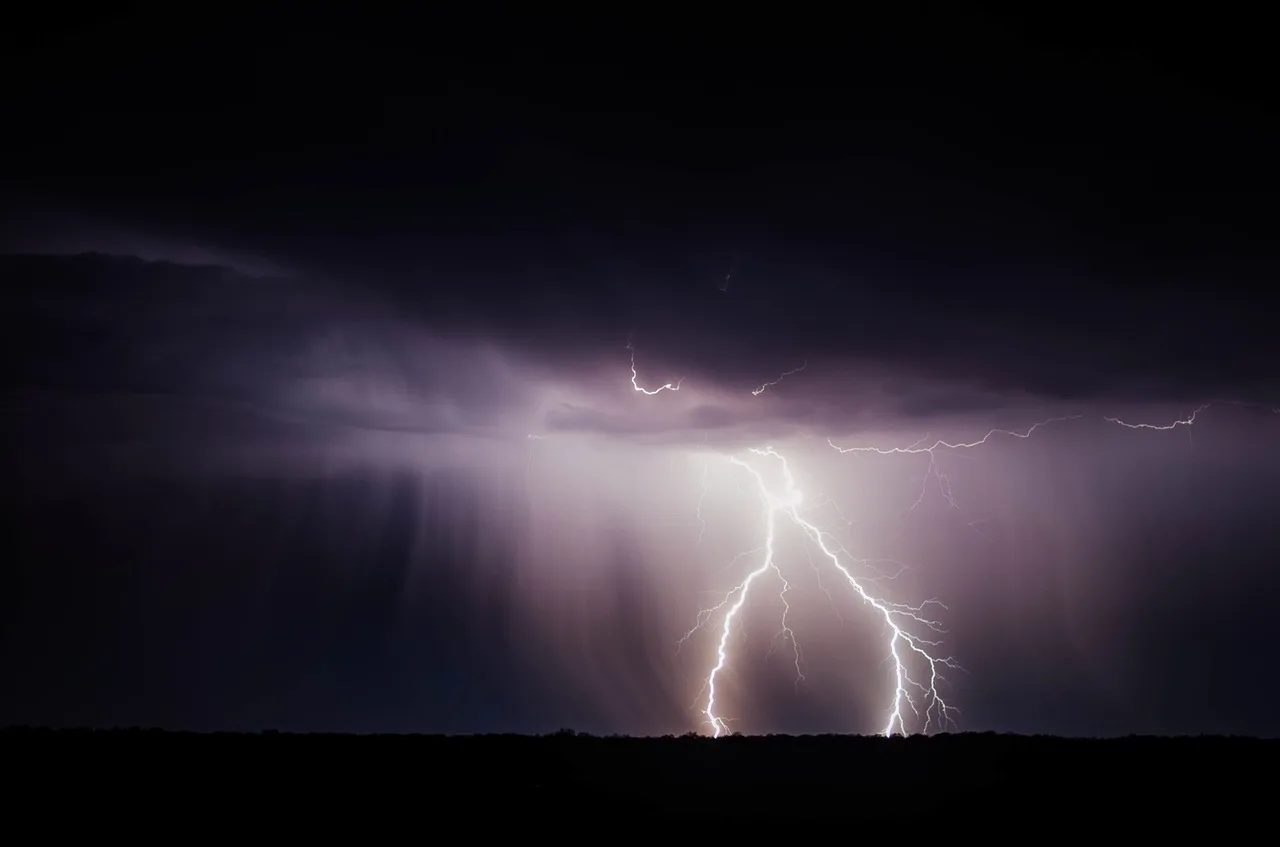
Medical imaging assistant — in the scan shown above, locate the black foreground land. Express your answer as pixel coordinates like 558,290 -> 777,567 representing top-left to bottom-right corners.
4,727 -> 1273,825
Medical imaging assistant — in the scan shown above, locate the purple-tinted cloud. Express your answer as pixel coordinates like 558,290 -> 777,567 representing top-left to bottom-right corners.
5,252 -> 1279,738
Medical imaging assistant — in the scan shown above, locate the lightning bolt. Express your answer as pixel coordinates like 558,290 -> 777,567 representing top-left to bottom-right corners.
637,344 -> 1070,735
619,338 -> 1274,737
627,336 -> 683,395
751,360 -> 808,397
685,447 -> 958,737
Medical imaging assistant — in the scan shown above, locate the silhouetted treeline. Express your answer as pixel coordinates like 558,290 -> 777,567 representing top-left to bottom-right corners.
3,726 -> 1273,824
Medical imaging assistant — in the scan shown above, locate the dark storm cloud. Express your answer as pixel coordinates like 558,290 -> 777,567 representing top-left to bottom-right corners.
7,10 -> 1280,741
1,254 -> 547,452
350,246 -> 1275,431
4,252 -> 1274,457
6,13 -> 1277,419
0,199 -> 289,279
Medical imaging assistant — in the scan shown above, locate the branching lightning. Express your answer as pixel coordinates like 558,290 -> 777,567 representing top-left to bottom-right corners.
1103,403 -> 1209,431
658,359 -> 1080,735
827,415 -> 1084,515
682,447 -> 959,737
621,340 -> 1273,737
752,360 -> 807,396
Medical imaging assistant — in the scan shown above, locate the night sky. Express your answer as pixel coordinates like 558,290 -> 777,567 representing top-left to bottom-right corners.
3,10 -> 1278,737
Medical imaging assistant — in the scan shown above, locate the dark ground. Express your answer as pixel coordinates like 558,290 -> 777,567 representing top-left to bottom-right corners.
3,727 -> 1272,826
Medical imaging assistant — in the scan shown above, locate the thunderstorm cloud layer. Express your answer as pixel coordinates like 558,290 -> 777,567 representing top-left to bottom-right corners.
4,252 -> 1279,737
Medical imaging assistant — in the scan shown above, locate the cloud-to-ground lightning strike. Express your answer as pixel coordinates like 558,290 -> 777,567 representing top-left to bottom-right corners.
685,447 -> 959,737
646,347 -> 1072,735
627,336 -> 683,395
751,360 -> 807,397
623,339 -> 1273,737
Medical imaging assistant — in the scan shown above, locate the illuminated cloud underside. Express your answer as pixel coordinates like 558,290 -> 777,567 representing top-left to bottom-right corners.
10,257 -> 1277,737
626,347 -> 1274,737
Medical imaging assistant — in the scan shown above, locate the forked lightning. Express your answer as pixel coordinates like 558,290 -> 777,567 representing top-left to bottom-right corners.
684,447 -> 959,737
627,342 -> 1265,736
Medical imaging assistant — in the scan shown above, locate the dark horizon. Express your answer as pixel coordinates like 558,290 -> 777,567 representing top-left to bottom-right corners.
3,10 -> 1279,740
10,727 -> 1276,827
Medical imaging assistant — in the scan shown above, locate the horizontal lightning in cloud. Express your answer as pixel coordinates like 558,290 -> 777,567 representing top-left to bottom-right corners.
827,415 -> 1083,515
1104,403 -> 1210,431
751,360 -> 807,397
688,447 -> 958,737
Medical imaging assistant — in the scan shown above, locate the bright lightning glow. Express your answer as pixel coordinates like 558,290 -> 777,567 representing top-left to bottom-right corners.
622,340 -> 1274,737
752,360 -> 807,396
684,448 -> 958,737
627,336 -> 683,395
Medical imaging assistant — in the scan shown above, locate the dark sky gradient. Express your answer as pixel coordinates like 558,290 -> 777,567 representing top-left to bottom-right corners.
2,10 -> 1278,736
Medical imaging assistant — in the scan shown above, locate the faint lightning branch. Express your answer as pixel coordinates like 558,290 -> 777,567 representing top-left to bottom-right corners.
1102,400 -> 1280,448
764,566 -> 806,692
627,335 -> 683,395
752,360 -> 808,397
827,414 -> 1083,513
689,448 -> 958,737
1104,403 -> 1210,431
695,458 -> 710,544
